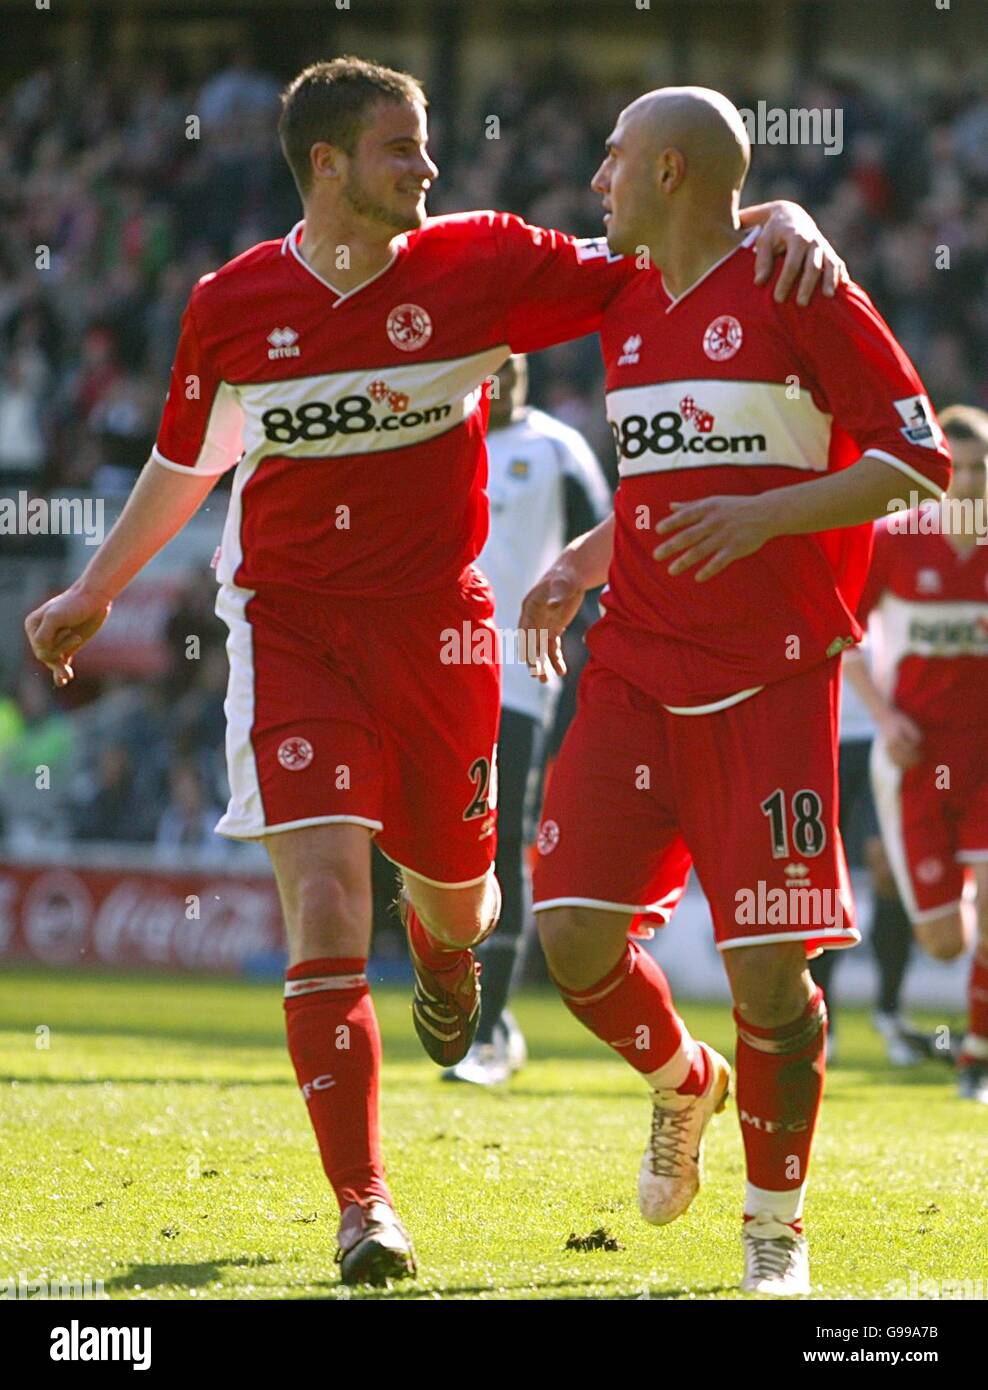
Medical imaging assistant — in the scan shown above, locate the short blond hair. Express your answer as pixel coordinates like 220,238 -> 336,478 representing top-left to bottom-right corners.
939,403 -> 988,448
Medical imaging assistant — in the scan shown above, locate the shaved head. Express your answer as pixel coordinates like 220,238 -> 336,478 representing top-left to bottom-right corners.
592,85 -> 751,258
622,86 -> 750,193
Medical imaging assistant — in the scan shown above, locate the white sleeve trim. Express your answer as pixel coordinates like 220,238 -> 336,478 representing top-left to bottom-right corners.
864,448 -> 946,501
151,445 -> 230,478
151,381 -> 244,478
152,445 -> 195,473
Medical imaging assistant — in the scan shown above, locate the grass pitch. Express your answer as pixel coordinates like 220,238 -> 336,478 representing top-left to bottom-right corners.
1,965 -> 983,1301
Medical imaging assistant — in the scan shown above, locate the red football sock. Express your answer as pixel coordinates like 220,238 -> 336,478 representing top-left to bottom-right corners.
735,986 -> 828,1227
284,956 -> 392,1212
406,905 -> 470,972
554,941 -> 707,1094
962,944 -> 988,1062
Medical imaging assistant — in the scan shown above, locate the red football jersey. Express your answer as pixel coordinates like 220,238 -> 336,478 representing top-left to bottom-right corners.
153,213 -> 630,598
858,514 -> 988,733
586,228 -> 952,708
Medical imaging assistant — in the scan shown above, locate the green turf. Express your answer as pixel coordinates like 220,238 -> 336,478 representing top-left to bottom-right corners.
0,965 -> 982,1300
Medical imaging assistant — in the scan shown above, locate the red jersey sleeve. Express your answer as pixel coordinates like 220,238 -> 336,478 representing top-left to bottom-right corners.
152,278 -> 244,476
492,213 -> 633,352
856,520 -> 894,622
781,279 -> 952,499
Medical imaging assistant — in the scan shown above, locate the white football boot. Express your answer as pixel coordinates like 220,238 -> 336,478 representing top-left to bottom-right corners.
958,1061 -> 988,1103
873,1011 -> 927,1067
638,1042 -> 731,1225
442,1010 -> 527,1085
741,1211 -> 811,1295
442,1039 -> 511,1086
336,1201 -> 416,1285
500,1009 -> 528,1074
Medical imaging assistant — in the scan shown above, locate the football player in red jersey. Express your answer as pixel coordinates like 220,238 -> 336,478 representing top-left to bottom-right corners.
520,86 -> 951,1295
846,405 -> 988,1104
25,59 -> 844,1286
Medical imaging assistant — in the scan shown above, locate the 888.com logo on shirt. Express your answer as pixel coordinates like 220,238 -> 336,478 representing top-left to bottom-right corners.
610,393 -> 767,465
258,382 -> 453,447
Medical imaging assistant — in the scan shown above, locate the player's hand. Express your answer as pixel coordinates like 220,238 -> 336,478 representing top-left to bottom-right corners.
877,707 -> 923,769
24,583 -> 112,688
748,200 -> 847,305
652,494 -> 775,581
518,566 -> 585,682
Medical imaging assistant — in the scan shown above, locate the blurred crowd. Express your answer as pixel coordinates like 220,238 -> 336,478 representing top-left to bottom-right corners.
1,47 -> 986,850
0,566 -> 268,859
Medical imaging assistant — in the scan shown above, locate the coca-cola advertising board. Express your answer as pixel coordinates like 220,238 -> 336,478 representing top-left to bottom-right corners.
0,858 -> 284,974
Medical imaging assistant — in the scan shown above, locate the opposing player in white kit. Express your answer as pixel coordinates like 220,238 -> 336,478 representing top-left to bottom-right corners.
444,354 -> 610,1084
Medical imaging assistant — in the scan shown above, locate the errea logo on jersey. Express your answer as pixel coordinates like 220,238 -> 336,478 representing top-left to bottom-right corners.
268,327 -> 300,359
618,334 -> 642,366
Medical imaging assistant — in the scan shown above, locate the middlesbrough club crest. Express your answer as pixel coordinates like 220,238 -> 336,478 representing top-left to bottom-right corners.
386,303 -> 433,351
916,857 -> 944,885
277,736 -> 314,771
703,314 -> 743,361
536,819 -> 560,855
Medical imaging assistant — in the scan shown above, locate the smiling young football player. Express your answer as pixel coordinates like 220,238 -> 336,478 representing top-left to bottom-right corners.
25,60 -> 845,1287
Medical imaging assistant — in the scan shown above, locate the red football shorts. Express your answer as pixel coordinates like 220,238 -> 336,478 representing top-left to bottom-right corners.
871,728 -> 988,923
532,658 -> 858,954
214,566 -> 500,886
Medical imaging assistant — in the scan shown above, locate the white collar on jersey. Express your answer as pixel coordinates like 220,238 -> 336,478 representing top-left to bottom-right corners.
281,219 -> 408,306
660,225 -> 759,312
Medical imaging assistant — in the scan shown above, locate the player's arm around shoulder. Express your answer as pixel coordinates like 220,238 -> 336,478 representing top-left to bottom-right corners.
740,199 -> 847,304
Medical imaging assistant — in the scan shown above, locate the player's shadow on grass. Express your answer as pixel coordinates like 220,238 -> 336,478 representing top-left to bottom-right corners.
4,1020 -> 285,1050
310,1277 -> 737,1300
3,1018 -> 496,1063
102,1255 -> 277,1294
821,1061 -> 956,1091
0,1073 -> 292,1086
